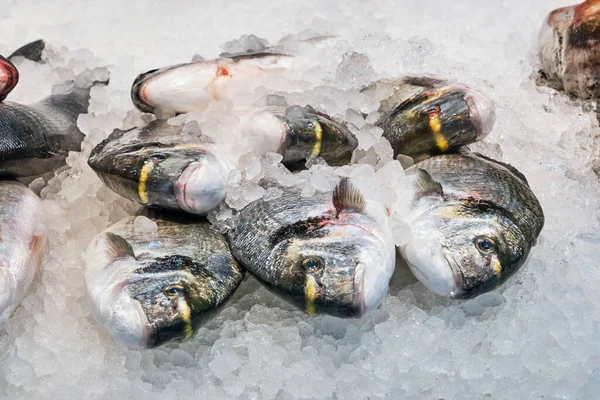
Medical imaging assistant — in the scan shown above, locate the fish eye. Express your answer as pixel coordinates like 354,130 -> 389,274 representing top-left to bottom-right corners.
150,153 -> 167,162
475,236 -> 495,254
164,284 -> 184,297
301,257 -> 324,273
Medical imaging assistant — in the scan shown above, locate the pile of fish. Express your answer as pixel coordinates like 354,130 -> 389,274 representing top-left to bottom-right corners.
12,0 -> 600,348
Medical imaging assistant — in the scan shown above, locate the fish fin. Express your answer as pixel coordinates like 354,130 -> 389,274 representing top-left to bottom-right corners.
401,76 -> 446,89
413,169 -> 444,200
333,178 -> 366,215
104,232 -> 136,262
8,39 -> 45,62
220,48 -> 294,60
473,153 -> 530,186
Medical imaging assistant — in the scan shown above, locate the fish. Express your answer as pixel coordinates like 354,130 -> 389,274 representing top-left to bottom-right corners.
88,120 -> 233,215
240,104 -> 358,167
227,178 -> 396,318
0,39 -> 46,101
82,213 -> 244,349
538,0 -> 600,99
0,181 -> 46,328
363,76 -> 495,159
131,49 -> 294,115
396,149 -> 544,299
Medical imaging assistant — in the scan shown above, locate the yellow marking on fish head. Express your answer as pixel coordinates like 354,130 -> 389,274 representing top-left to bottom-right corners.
305,275 -> 318,316
310,120 -> 322,158
138,161 -> 154,204
428,111 -> 449,152
491,258 -> 502,277
177,297 -> 194,339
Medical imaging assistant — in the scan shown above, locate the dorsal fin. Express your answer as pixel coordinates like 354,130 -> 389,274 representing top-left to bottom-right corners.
8,39 -> 45,62
104,232 -> 135,263
414,169 -> 444,201
473,152 -> 530,186
332,178 -> 365,215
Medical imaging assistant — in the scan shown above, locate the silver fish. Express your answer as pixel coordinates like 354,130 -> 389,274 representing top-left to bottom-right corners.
227,178 -> 396,318
131,50 -> 293,114
88,120 -> 232,215
538,0 -> 600,99
0,181 -> 46,327
397,149 -> 544,298
363,76 -> 495,159
83,214 -> 244,349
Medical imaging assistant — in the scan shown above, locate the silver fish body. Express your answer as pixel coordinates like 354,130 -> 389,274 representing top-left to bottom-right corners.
398,150 -> 544,299
227,179 -> 396,318
131,50 -> 293,115
363,76 -> 495,159
83,214 -> 244,349
0,181 -> 46,327
538,0 -> 600,99
88,120 -> 232,215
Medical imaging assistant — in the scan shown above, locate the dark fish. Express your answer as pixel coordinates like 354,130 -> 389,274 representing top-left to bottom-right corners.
227,178 -> 396,318
363,76 -> 495,159
538,0 -> 600,99
83,214 -> 244,349
398,149 -> 544,299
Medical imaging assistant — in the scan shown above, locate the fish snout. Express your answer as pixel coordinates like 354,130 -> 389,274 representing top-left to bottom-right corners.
174,156 -> 229,215
106,290 -> 155,349
131,69 -> 159,113
464,89 -> 496,140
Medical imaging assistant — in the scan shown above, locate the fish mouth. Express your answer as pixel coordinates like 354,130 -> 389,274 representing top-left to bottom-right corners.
0,55 -> 19,101
442,250 -> 466,299
131,68 -> 160,114
174,158 -> 229,214
464,89 -> 496,140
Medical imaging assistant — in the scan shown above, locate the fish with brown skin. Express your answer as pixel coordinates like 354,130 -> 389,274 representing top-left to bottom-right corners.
82,213 -> 244,349
362,76 -> 496,159
538,0 -> 600,99
395,149 -> 544,299
227,178 -> 396,318
0,181 -> 46,328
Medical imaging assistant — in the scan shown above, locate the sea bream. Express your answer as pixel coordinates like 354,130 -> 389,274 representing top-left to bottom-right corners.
363,76 -> 496,159
0,42 -> 98,178
82,213 -> 244,349
88,120 -> 233,215
131,49 -> 294,115
227,178 -> 396,317
538,0 -> 600,99
0,181 -> 46,328
395,149 -> 544,299
88,106 -> 357,214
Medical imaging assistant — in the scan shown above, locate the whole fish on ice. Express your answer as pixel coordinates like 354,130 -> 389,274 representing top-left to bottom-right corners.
538,0 -> 600,99
396,149 -> 544,298
227,178 -> 396,317
0,41 -> 98,178
0,181 -> 46,328
82,213 -> 244,349
131,49 -> 293,114
363,76 -> 495,159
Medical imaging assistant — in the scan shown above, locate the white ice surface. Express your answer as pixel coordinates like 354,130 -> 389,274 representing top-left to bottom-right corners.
1,0 -> 600,399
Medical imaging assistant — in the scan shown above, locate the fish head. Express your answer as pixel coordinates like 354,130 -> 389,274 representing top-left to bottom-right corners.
401,201 -> 529,299
101,144 -> 229,214
282,105 -> 358,165
267,213 -> 394,318
389,78 -> 495,155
